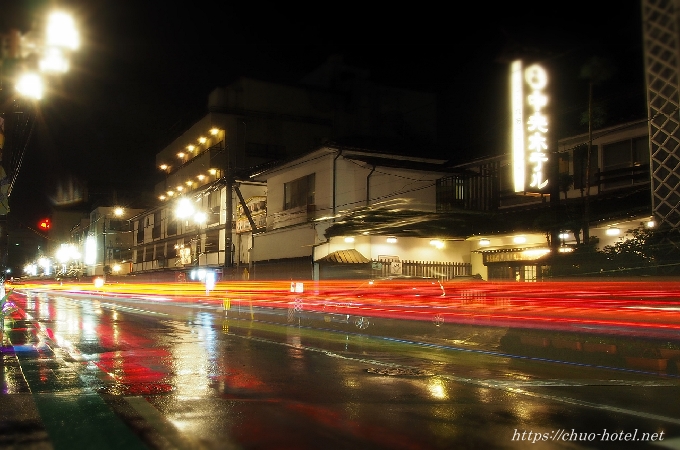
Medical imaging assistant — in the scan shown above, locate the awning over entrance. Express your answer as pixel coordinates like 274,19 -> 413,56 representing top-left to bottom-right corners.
318,249 -> 370,264
477,246 -> 551,264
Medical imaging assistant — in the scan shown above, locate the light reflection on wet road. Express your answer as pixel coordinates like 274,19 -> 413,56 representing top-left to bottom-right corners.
7,288 -> 680,449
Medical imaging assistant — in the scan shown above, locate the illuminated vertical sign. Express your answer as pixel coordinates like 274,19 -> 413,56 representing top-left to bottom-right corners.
511,60 -> 549,192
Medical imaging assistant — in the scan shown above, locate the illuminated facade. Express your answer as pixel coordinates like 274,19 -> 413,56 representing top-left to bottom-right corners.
453,119 -> 653,280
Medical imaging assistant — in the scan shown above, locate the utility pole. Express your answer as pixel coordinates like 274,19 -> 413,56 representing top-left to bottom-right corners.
583,80 -> 593,245
222,139 -> 233,279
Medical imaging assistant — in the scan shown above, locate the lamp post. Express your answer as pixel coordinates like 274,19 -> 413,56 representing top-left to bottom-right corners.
0,9 -> 79,333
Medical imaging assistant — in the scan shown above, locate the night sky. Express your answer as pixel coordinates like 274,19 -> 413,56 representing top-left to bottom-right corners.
2,0 -> 646,227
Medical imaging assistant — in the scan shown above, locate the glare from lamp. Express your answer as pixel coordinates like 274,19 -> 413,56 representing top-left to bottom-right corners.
647,220 -> 656,228
39,47 -> 69,73
344,237 -> 355,243
175,197 -> 195,219
430,239 -> 444,249
187,145 -> 195,152
46,11 -> 79,50
210,128 -> 219,135
479,238 -> 490,246
513,236 -> 527,244
198,137 -> 207,144
606,227 -> 620,236
194,212 -> 207,224
16,72 -> 43,99
386,237 -> 397,244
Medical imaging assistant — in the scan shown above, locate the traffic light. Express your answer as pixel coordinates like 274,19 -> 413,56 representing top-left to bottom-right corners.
38,218 -> 51,231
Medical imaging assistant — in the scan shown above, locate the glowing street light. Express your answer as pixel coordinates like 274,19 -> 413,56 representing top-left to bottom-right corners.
175,197 -> 196,219
45,11 -> 80,51
15,72 -> 44,99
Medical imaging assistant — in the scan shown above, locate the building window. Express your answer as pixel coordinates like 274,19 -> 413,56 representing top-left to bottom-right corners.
167,219 -> 177,236
208,191 -> 220,225
135,220 -> 143,244
205,230 -> 219,254
108,220 -> 128,231
436,176 -> 465,212
284,173 -> 315,210
601,136 -> 650,189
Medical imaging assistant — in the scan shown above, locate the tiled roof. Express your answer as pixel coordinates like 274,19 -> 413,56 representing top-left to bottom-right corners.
318,249 -> 370,264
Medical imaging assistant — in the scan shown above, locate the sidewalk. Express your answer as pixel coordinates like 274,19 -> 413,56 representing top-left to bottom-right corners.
0,312 -> 150,450
0,333 -> 53,449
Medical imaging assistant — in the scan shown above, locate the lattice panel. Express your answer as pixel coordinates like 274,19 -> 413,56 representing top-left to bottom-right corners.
643,0 -> 680,229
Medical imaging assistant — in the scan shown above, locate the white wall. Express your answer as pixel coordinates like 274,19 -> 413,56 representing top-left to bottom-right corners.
253,225 -> 317,260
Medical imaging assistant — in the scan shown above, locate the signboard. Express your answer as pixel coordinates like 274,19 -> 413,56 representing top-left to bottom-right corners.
390,261 -> 402,275
236,196 -> 266,233
511,60 -> 550,193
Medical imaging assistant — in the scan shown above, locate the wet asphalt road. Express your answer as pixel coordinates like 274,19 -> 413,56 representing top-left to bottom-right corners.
3,288 -> 680,449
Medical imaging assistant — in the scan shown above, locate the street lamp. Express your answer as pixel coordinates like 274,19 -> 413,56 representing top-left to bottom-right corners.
0,8 -> 79,325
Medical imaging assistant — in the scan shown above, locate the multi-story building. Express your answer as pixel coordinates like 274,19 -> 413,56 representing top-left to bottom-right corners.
130,61 -> 440,280
79,206 -> 145,277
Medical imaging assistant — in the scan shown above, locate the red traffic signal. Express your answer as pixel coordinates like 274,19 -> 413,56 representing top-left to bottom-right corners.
38,218 -> 51,231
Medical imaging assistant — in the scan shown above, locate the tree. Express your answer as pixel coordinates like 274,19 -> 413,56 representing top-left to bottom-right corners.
558,172 -> 574,201
601,225 -> 655,275
600,225 -> 680,276
580,56 -> 616,244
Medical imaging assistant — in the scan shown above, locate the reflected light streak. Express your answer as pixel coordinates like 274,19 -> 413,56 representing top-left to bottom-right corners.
427,378 -> 448,400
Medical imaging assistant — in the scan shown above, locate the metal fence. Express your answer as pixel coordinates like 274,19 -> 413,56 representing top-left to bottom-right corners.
370,260 -> 471,281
